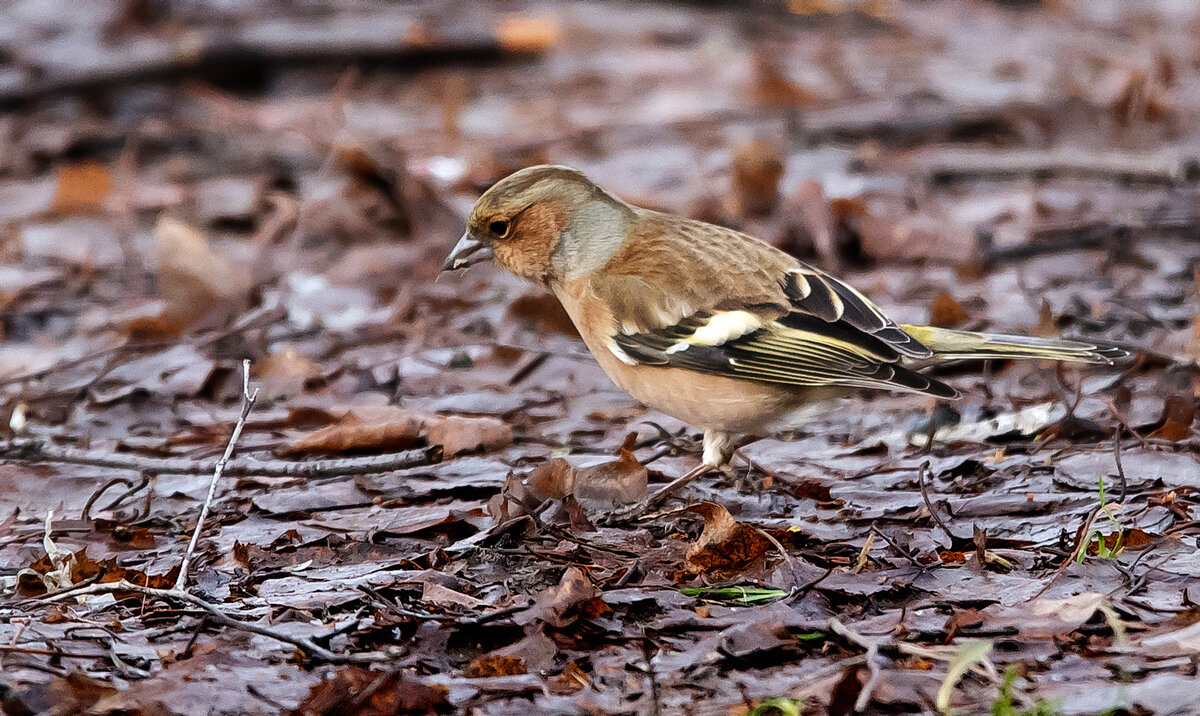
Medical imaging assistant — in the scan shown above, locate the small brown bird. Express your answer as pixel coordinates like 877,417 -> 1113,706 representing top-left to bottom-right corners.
444,165 -> 1124,514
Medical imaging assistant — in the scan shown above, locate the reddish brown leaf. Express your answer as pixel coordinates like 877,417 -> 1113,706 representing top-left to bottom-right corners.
291,666 -> 451,716
684,502 -> 772,576
50,161 -> 113,216
929,292 -> 970,328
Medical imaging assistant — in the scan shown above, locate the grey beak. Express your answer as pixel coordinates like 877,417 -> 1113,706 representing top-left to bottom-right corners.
442,232 -> 494,272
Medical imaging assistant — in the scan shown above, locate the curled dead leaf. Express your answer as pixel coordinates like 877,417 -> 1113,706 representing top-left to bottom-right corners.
516,566 -> 607,628
685,502 -> 772,576
729,139 -> 784,218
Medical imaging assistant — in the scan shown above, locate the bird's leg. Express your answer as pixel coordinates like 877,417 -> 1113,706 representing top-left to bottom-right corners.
603,430 -> 732,524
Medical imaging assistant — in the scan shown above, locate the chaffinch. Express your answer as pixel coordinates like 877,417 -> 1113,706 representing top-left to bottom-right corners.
444,165 -> 1125,514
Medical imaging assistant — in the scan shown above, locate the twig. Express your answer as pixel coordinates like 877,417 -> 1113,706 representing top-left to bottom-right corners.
870,525 -> 928,569
33,579 -> 385,663
755,527 -> 797,572
81,477 -> 136,522
0,645 -> 107,659
1112,430 -> 1128,503
3,441 -> 442,477
175,359 -> 258,592
918,461 -> 959,542
829,618 -> 884,712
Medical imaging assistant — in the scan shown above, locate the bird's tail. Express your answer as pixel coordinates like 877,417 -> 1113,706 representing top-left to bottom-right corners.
899,325 -> 1127,365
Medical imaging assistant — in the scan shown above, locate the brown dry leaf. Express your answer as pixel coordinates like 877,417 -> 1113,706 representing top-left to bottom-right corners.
789,178 -> 837,267
517,566 -> 605,628
282,409 -> 424,455
1,672 -> 118,716
1087,528 -> 1155,555
546,661 -> 590,695
464,654 -> 527,678
1031,299 -> 1058,338
1143,397 -> 1196,441
751,51 -> 817,109
527,457 -> 577,500
291,666 -> 451,716
50,161 -> 113,216
153,216 -> 250,333
729,139 -> 784,218
282,407 -> 511,457
573,442 -> 649,507
464,632 -> 558,678
496,14 -> 561,54
257,345 -> 323,400
929,292 -> 970,328
685,502 -> 772,576
424,415 -> 512,457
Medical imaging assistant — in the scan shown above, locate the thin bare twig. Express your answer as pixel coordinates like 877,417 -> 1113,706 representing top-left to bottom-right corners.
1112,429 -> 1128,503
4,441 -> 442,477
175,359 -> 258,592
829,618 -> 884,712
33,579 -> 386,664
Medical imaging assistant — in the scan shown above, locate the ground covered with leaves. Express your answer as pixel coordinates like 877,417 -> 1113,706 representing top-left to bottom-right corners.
1,1 -> 1200,714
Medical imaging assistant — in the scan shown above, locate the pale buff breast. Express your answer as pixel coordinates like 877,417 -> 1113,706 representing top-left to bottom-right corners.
553,280 -> 832,434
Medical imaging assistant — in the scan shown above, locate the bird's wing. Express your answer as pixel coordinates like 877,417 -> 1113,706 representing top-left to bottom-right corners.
594,214 -> 953,397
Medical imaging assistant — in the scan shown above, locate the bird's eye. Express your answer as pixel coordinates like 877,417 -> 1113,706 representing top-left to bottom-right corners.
488,219 -> 510,238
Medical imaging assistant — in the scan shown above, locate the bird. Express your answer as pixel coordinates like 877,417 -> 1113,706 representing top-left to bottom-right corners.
443,164 -> 1126,517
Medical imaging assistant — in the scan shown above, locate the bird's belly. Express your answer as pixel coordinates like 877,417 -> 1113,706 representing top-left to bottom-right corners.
554,281 -> 832,433
584,331 -> 811,432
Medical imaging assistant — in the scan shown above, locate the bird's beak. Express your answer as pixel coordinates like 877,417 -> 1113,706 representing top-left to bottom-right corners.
442,232 -> 494,272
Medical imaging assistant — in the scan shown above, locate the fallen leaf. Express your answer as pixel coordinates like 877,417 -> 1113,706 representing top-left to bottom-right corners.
257,345 -> 323,400
282,407 -> 511,457
423,415 -> 512,457
50,161 -> 113,216
282,410 -> 423,455
291,666 -> 451,715
573,441 -> 648,508
152,216 -> 250,334
729,139 -> 784,218
1142,396 -> 1195,441
516,566 -> 606,628
685,502 -> 772,576
527,458 -> 576,500
506,290 -> 579,337
929,292 -> 970,328
496,14 -> 561,54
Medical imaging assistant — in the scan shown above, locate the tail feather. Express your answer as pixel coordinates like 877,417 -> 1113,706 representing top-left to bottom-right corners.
899,325 -> 1127,365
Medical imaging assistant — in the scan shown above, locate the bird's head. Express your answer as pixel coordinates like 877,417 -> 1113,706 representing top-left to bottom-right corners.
443,165 -> 633,284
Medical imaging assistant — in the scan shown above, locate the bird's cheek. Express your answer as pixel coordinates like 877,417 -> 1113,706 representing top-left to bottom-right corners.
493,241 -> 553,283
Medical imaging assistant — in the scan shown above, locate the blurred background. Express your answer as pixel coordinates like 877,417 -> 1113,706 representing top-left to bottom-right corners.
1,0 -> 1197,350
